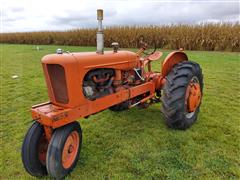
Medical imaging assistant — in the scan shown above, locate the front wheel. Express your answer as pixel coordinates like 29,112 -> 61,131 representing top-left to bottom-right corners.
21,121 -> 48,177
46,121 -> 82,179
161,61 -> 203,130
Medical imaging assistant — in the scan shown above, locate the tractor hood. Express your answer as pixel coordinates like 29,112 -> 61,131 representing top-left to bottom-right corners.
41,50 -> 139,70
41,50 -> 139,108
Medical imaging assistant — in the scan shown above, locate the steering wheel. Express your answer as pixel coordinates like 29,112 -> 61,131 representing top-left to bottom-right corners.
137,35 -> 157,55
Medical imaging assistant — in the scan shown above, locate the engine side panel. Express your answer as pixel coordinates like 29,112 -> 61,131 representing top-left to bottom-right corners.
41,51 -> 140,108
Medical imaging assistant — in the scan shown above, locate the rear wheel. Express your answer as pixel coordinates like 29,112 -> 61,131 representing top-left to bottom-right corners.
161,61 -> 203,130
46,121 -> 82,179
21,121 -> 48,177
109,101 -> 130,112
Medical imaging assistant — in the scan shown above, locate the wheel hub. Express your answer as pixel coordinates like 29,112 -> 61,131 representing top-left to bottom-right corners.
185,78 -> 201,113
68,145 -> 74,153
38,135 -> 48,165
62,131 -> 80,169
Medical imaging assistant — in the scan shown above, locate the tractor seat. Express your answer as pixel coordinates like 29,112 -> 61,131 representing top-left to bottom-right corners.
148,51 -> 163,61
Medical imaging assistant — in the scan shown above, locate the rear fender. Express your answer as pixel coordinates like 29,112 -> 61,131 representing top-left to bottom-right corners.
161,51 -> 188,77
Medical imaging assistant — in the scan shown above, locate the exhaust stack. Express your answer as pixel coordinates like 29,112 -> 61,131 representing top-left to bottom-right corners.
97,9 -> 104,54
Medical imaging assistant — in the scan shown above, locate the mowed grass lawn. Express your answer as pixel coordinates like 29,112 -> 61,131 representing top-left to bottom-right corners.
0,44 -> 239,179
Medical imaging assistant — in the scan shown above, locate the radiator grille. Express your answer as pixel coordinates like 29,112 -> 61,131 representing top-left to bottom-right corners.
47,64 -> 69,104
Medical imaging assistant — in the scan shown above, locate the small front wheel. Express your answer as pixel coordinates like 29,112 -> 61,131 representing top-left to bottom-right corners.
21,121 -> 48,177
46,121 -> 82,179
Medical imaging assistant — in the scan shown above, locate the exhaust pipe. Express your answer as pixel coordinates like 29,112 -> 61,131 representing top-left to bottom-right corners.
97,9 -> 104,54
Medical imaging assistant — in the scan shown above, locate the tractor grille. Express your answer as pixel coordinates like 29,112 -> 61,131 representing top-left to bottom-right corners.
47,64 -> 69,104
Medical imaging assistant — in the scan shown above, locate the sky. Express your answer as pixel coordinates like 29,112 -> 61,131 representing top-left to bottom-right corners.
1,0 -> 239,33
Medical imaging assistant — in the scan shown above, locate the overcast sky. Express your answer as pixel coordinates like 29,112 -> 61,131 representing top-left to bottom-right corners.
1,0 -> 239,33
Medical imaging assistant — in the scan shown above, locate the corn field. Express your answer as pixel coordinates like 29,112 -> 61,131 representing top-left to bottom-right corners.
0,23 -> 239,51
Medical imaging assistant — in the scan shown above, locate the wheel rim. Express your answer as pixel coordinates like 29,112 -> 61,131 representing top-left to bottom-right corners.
62,131 -> 80,169
38,135 -> 48,165
185,76 -> 202,118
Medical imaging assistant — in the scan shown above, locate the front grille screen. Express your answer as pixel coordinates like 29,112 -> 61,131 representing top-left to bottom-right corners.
47,64 -> 69,104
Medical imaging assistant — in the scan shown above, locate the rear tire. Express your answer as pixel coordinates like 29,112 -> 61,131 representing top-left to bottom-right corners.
21,121 -> 48,177
46,122 -> 82,179
161,61 -> 203,130
109,101 -> 130,112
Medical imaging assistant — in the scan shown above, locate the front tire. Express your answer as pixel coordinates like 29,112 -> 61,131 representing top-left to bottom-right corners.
161,61 -> 203,130
21,121 -> 48,177
46,121 -> 82,179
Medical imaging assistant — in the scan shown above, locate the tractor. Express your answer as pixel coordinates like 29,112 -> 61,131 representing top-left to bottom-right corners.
22,9 -> 203,179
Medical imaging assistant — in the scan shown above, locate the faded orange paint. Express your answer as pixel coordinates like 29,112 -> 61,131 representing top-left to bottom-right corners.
62,131 -> 80,169
41,51 -> 139,108
32,50 -> 188,133
161,51 -> 188,77
186,82 -> 202,112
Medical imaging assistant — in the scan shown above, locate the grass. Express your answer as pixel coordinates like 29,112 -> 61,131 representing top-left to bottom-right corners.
0,44 -> 239,179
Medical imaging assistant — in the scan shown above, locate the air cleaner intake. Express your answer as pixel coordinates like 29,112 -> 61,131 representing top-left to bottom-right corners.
96,9 -> 104,54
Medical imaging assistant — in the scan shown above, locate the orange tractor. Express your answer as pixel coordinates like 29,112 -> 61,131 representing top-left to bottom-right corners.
22,10 -> 203,179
